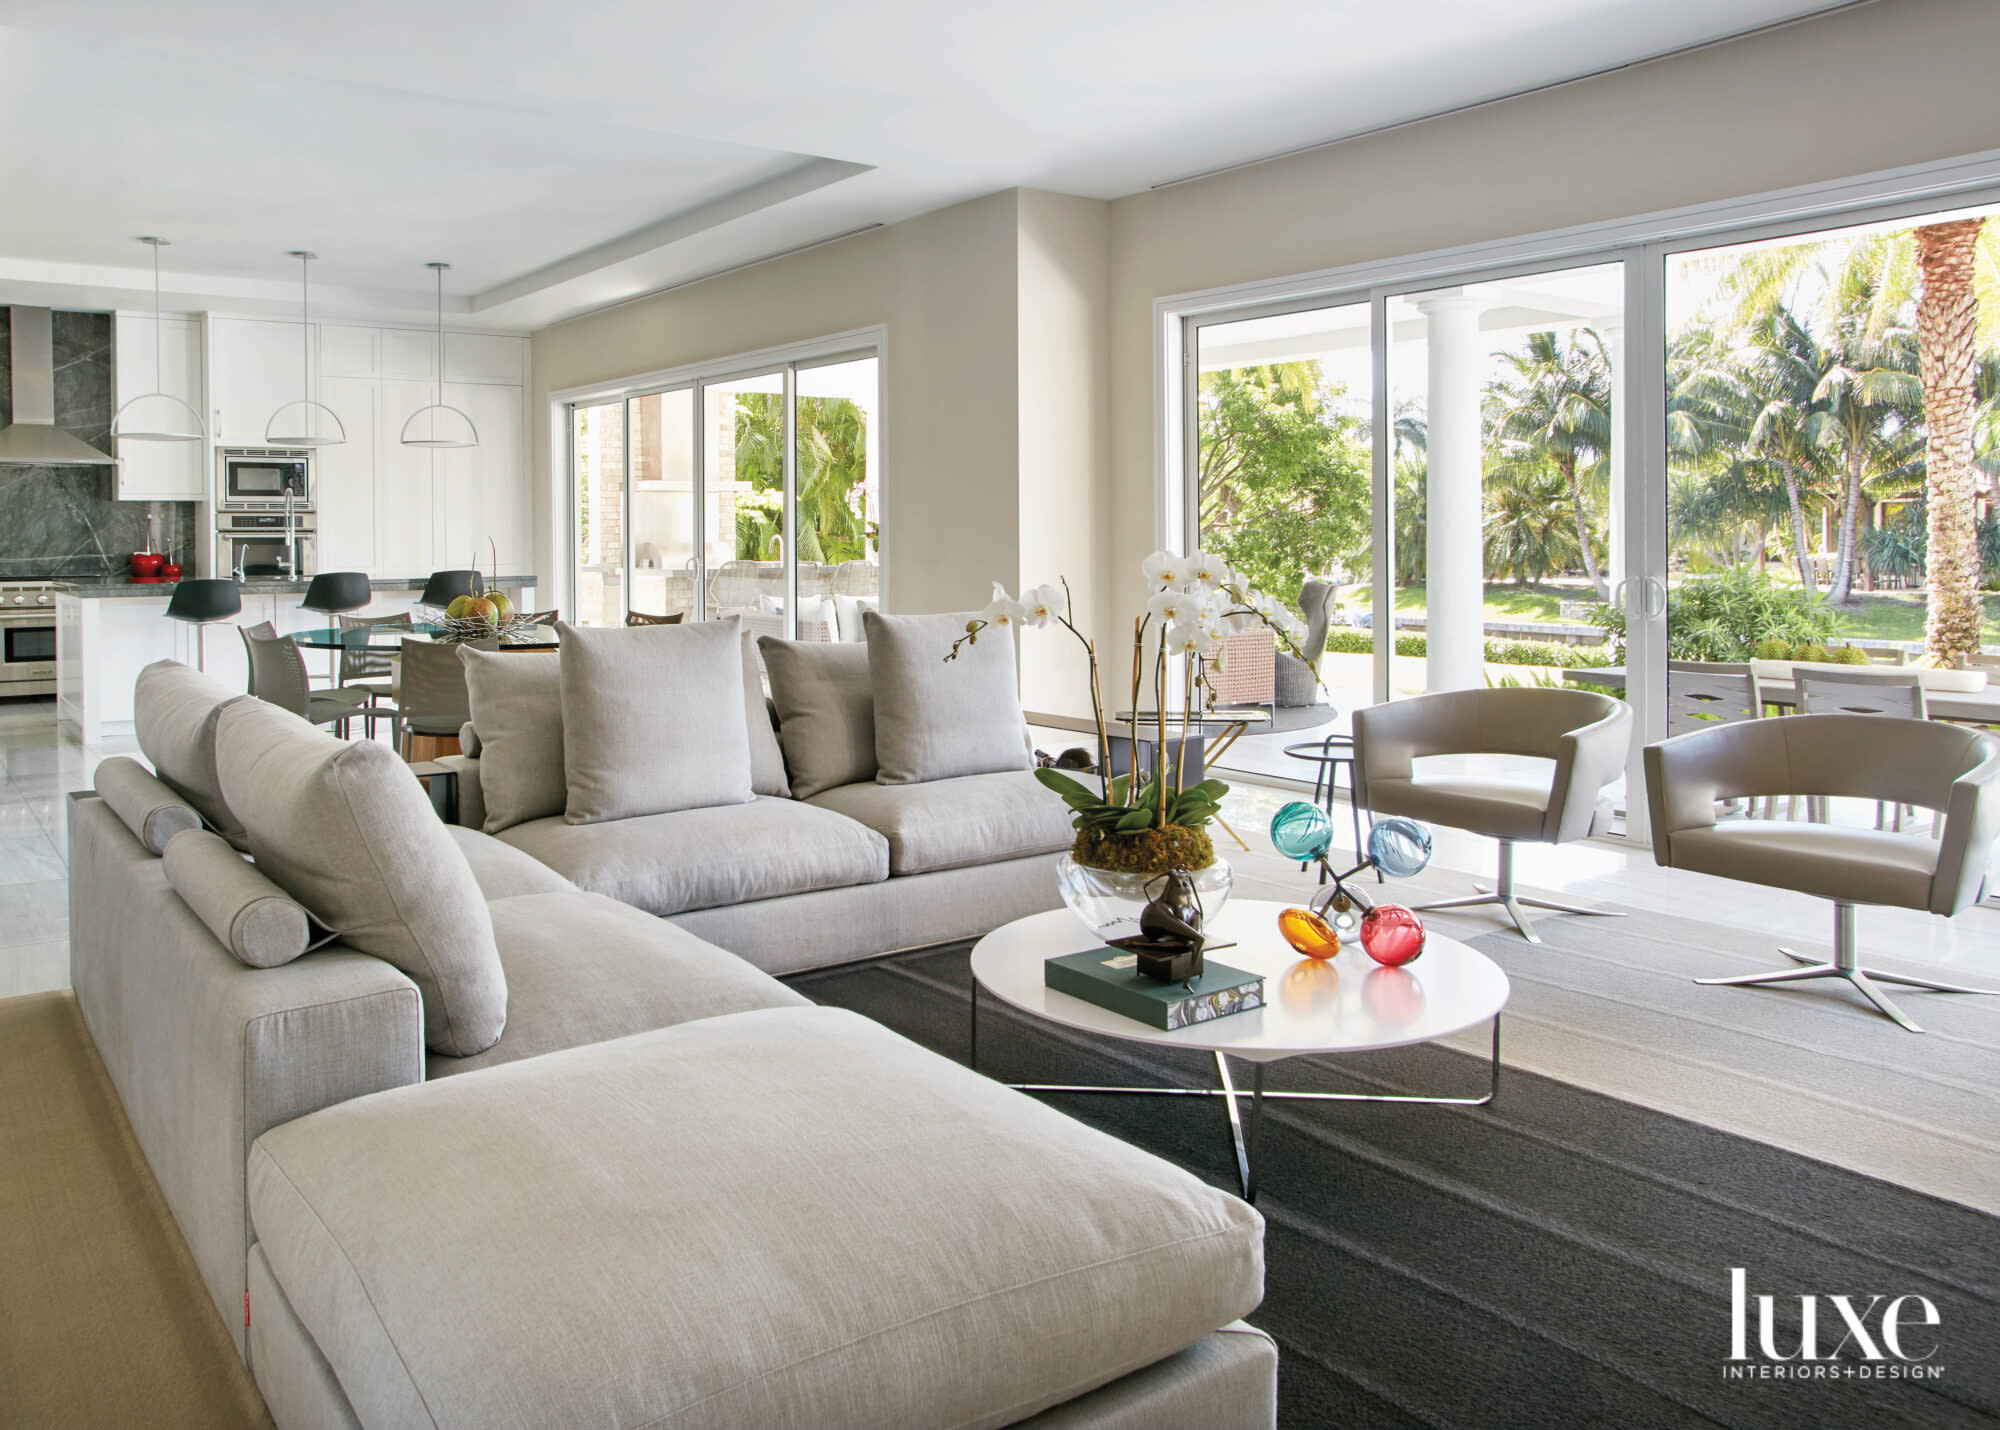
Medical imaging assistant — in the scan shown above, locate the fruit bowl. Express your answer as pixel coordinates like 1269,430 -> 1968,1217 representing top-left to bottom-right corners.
415,604 -> 544,644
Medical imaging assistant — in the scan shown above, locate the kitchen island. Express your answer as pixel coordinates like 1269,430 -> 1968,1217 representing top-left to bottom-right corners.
56,575 -> 537,743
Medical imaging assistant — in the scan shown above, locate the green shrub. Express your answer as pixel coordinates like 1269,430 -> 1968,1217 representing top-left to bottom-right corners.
1667,570 -> 1839,662
1323,628 -> 1371,655
1306,626 -> 1613,668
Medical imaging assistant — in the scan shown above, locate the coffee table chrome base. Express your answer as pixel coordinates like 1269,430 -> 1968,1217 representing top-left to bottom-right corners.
1414,840 -> 1622,944
1695,901 -> 1995,1033
971,981 -> 1500,1202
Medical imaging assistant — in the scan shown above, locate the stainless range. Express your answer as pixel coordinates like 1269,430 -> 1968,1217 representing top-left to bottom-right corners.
0,581 -> 57,696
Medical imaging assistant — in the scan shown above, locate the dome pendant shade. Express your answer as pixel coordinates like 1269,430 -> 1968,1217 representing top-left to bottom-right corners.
266,250 -> 344,449
400,402 -> 478,448
265,399 -> 348,448
112,236 -> 208,444
402,261 -> 479,450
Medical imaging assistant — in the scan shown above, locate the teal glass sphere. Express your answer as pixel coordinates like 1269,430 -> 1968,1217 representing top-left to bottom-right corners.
1269,801 -> 1333,862
1366,817 -> 1433,879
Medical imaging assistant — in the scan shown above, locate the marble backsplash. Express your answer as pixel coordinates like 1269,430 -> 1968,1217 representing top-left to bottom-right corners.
0,309 -> 197,580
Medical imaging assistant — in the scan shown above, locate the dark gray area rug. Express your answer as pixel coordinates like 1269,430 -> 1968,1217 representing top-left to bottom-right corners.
788,943 -> 2000,1430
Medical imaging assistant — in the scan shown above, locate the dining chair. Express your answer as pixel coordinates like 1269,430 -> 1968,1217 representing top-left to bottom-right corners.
335,612 -> 412,742
239,623 -> 376,738
625,609 -> 683,626
522,610 -> 560,626
1795,667 -> 1929,829
396,637 -> 495,761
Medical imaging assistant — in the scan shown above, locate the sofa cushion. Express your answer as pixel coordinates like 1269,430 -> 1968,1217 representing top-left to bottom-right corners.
215,699 -> 507,1057
248,1005 -> 1264,1430
759,637 -> 875,799
133,659 -> 249,841
93,755 -> 202,854
865,609 -> 1030,785
741,628 -> 790,798
807,769 -> 1074,875
558,618 -> 754,823
444,824 -> 576,900
428,890 -> 808,1077
496,797 -> 887,917
460,646 -> 565,834
162,828 -> 320,968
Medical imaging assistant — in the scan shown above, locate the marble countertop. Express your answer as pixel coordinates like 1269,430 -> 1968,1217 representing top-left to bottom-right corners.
55,575 -> 536,600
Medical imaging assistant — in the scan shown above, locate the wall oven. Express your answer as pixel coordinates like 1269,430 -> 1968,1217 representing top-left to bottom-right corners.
219,514 -> 317,582
217,448 -> 314,512
0,582 -> 57,695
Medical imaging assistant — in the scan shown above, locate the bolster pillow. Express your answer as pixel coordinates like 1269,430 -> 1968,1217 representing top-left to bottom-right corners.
163,829 -> 319,968
93,756 -> 203,854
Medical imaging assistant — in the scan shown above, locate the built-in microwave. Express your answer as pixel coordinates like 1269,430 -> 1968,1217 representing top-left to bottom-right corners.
217,448 -> 314,512
219,513 -> 316,582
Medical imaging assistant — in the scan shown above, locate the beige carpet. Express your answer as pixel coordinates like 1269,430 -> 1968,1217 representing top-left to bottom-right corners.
0,991 -> 271,1430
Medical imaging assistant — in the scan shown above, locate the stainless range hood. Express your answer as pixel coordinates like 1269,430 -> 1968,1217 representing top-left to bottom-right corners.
0,307 -> 116,466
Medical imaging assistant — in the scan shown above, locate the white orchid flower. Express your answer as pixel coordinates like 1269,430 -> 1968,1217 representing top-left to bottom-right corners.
1019,583 -> 1064,629
1147,588 -> 1197,624
1163,617 -> 1220,657
1184,551 -> 1230,590
1225,608 -> 1259,633
1140,550 -> 1185,588
980,585 -> 1024,629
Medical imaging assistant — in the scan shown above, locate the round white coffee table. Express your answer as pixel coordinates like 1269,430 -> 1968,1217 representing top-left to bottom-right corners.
969,899 -> 1510,1201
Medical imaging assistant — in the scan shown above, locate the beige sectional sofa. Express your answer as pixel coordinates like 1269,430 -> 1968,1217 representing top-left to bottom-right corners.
71,648 -> 1277,1428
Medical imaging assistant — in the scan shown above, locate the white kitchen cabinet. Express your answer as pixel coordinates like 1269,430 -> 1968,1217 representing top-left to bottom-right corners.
315,375 -> 377,573
381,328 -> 438,382
111,312 -> 207,501
319,324 -> 379,379
209,316 -> 314,446
434,383 -> 528,577
375,379 -> 438,577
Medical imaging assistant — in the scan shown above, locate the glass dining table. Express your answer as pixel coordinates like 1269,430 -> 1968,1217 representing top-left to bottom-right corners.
290,624 -> 560,652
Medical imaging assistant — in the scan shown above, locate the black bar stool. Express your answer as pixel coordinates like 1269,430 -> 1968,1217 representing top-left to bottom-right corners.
163,579 -> 241,673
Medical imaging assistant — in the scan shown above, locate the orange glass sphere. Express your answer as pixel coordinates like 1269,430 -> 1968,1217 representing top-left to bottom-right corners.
1278,906 -> 1341,960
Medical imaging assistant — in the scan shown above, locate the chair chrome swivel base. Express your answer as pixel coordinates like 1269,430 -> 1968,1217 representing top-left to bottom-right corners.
1412,840 -> 1622,944
1695,901 -> 1994,1033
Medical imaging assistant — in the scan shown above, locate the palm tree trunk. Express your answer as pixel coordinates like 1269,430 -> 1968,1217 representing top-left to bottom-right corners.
1828,455 -> 1864,606
1560,458 -> 1609,602
1916,218 -> 1986,664
1780,462 -> 1816,597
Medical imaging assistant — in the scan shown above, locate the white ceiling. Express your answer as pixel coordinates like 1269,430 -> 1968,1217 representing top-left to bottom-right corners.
0,0 -> 1852,332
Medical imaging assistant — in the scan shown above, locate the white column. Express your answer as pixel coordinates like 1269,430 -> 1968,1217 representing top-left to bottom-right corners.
1601,317 -> 1625,603
1415,291 -> 1484,692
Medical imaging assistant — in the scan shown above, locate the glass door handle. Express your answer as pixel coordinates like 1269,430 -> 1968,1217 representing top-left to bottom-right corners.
1640,576 -> 1667,619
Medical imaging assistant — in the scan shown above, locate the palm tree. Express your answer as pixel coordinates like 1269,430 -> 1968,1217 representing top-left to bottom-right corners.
1916,219 -> 1987,661
1485,467 -> 1583,584
1486,330 -> 1613,601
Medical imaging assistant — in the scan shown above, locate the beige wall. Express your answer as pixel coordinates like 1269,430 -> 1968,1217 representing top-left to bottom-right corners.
1102,0 -> 2000,650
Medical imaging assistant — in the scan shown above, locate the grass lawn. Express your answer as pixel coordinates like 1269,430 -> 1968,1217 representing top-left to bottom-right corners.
1346,581 -> 1601,626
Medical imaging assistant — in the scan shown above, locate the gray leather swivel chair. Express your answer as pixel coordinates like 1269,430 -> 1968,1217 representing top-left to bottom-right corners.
1644,713 -> 2000,1031
1352,688 -> 1631,941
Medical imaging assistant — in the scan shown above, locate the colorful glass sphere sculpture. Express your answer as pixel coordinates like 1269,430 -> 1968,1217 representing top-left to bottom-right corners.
1359,903 -> 1426,966
1268,801 -> 1333,863
1277,905 -> 1341,959
1366,817 -> 1434,879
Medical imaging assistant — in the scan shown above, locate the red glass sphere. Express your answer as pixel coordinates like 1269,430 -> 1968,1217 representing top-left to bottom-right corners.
1359,903 -> 1425,966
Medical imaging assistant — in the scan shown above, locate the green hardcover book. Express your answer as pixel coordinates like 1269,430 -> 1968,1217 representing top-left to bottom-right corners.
1044,949 -> 1265,1031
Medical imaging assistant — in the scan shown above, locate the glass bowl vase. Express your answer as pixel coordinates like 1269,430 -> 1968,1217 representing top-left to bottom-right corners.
1055,854 -> 1234,944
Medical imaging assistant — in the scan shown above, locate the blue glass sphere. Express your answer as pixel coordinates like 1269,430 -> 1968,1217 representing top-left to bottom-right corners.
1269,801 -> 1333,862
1366,817 -> 1433,879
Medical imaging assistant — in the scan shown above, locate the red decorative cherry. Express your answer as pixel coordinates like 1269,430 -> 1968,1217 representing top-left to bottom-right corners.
1359,903 -> 1425,966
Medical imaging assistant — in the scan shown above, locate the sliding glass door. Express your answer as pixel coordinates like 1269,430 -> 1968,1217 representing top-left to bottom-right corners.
567,349 -> 880,636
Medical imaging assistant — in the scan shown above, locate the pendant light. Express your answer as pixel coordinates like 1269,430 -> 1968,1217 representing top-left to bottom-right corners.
265,250 -> 345,447
400,262 -> 478,448
110,236 -> 206,444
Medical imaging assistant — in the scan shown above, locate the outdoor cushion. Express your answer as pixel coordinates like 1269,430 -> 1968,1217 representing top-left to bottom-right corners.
740,628 -> 791,798
133,659 -> 249,841
93,755 -> 202,854
460,646 -> 565,834
1365,772 -> 1553,843
443,824 -> 576,900
759,637 -> 876,798
807,769 -> 1074,875
215,698 -> 507,1057
865,609 -> 1032,785
248,1005 -> 1264,1430
161,829 -> 318,968
428,890 -> 808,1077
496,796 -> 888,916
557,618 -> 754,823
1668,821 -> 1939,909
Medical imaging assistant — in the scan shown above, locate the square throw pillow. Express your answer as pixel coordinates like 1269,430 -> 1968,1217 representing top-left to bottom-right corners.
460,646 -> 566,834
865,610 -> 1030,785
740,629 -> 791,798
759,637 -> 875,799
558,618 -> 755,823
214,699 -> 507,1056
